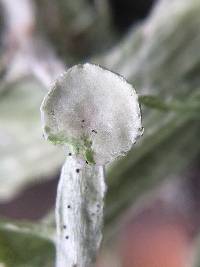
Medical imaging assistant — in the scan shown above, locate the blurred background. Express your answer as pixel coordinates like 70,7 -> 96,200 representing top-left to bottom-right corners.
0,0 -> 200,266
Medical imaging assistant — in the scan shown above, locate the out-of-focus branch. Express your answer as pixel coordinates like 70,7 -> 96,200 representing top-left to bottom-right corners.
34,0 -> 114,62
0,0 -> 65,89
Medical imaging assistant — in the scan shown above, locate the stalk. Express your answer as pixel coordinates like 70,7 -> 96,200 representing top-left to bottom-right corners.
56,156 -> 105,267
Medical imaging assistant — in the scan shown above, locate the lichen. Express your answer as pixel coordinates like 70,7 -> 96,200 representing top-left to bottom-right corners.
40,63 -> 142,267
84,149 -> 95,164
41,63 -> 142,165
47,132 -> 95,163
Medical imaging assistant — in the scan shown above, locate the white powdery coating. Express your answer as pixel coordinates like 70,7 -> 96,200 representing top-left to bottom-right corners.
56,156 -> 105,267
41,63 -> 142,165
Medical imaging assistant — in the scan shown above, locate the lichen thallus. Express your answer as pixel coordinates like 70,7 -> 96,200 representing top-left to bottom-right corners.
40,63 -> 143,267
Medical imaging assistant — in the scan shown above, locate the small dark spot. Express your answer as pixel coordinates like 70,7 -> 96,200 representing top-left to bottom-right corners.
86,161 -> 88,164
92,129 -> 97,134
85,186 -> 88,190
67,205 -> 71,209
65,236 -> 69,239
76,169 -> 80,173
97,204 -> 100,208
73,264 -> 77,267
91,213 -> 95,216
63,225 -> 67,229
81,120 -> 85,122
68,153 -> 72,156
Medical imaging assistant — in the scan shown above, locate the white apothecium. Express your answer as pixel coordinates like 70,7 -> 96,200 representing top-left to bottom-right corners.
41,63 -> 142,267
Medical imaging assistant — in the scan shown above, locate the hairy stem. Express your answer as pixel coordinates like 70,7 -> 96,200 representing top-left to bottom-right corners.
56,156 -> 106,267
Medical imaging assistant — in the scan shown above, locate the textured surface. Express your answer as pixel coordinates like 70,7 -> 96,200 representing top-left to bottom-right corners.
56,156 -> 105,267
41,63 -> 142,267
41,63 -> 142,165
